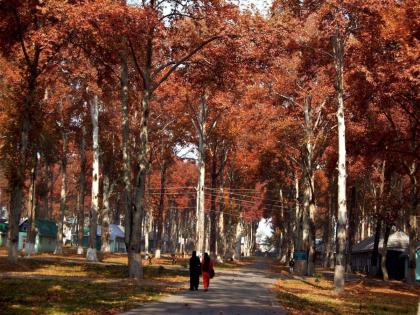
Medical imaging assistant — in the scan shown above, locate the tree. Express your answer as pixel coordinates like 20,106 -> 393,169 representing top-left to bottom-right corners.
0,1 -> 70,261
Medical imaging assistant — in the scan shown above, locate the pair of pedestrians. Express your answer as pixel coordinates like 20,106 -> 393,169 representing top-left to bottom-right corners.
189,251 -> 214,291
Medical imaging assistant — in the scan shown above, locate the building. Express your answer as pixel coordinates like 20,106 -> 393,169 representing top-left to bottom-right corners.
73,224 -> 126,253
0,222 -> 7,247
351,231 -> 420,281
18,219 -> 57,253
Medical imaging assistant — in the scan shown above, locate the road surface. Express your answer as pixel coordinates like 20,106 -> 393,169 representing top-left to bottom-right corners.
122,258 -> 286,315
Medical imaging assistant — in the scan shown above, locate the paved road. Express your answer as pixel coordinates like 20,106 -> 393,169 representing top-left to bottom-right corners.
122,258 -> 286,315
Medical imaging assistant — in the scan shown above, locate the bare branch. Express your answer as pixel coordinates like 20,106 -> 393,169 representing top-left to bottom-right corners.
152,35 -> 222,91
128,37 -> 148,89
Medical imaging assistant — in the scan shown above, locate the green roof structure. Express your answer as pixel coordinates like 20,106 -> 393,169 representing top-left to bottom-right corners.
35,219 -> 57,237
0,222 -> 7,233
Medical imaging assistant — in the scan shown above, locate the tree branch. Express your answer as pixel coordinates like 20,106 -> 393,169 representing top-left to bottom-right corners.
152,35 -> 222,91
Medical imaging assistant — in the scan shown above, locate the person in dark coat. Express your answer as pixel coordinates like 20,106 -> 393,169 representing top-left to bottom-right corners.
289,258 -> 295,273
189,251 -> 201,290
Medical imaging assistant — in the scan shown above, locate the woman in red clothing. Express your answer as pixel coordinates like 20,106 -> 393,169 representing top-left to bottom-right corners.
201,252 -> 214,291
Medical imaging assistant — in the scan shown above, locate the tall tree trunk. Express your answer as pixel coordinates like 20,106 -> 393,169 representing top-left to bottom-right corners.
101,133 -> 115,254
101,172 -> 112,253
40,160 -> 50,220
380,223 -> 391,281
144,169 -> 152,253
87,95 -> 99,262
333,33 -> 348,294
26,155 -> 38,256
8,179 -> 23,262
294,172 -> 301,251
120,56 -> 134,259
7,90 -> 32,261
324,182 -> 336,268
48,164 -> 55,220
126,89 -> 150,279
371,161 -> 386,276
279,189 -> 288,263
209,151 -> 218,259
7,47 -> 38,262
54,131 -> 67,255
371,216 -> 382,276
77,126 -> 87,255
155,161 -> 167,259
302,178 -> 310,272
308,191 -> 316,276
406,160 -> 418,283
303,95 -> 317,276
196,98 -> 207,255
217,150 -> 226,261
346,186 -> 357,272
323,190 -> 332,268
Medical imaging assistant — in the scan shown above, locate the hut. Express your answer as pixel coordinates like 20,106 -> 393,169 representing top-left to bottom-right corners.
0,222 -> 7,246
351,231 -> 420,281
18,219 -> 57,252
101,224 -> 126,253
73,224 -> 126,253
417,248 -> 420,281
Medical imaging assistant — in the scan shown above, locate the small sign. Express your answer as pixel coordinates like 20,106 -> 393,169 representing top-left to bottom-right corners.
293,251 -> 307,261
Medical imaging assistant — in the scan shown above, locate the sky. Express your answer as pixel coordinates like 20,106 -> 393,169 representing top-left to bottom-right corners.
127,1 -> 272,14
238,0 -> 271,13
256,218 -> 273,251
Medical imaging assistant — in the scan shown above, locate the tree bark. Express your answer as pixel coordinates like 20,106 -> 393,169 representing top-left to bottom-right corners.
209,150 -> 218,259
380,223 -> 391,281
77,126 -> 87,255
26,155 -> 38,256
101,172 -> 112,253
217,149 -> 226,260
346,186 -> 357,272
302,178 -> 310,272
333,33 -> 348,294
7,65 -> 35,262
155,161 -> 167,259
371,161 -> 386,276
406,160 -> 418,283
120,55 -> 133,258
126,89 -> 150,279
41,161 -> 50,220
323,190 -> 332,268
302,95 -> 317,276
294,172 -> 302,251
86,95 -> 99,262
54,131 -> 67,255
8,179 -> 23,262
195,98 -> 207,255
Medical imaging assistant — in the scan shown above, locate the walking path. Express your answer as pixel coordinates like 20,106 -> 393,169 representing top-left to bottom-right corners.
122,258 -> 286,315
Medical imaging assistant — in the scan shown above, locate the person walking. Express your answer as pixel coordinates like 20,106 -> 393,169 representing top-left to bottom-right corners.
201,252 -> 214,292
189,251 -> 201,290
289,258 -> 295,274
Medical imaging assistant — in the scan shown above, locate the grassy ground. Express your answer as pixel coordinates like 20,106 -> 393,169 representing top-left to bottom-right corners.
0,247 -> 189,314
273,270 -> 420,315
0,278 -> 178,315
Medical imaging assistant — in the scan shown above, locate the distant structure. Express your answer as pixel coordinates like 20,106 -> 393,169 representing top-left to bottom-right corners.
351,231 -> 420,281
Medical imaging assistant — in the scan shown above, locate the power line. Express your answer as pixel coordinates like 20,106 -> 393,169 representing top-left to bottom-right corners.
204,187 -> 286,205
144,184 -> 308,218
146,189 -> 303,215
203,190 -> 291,210
148,186 -> 196,191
